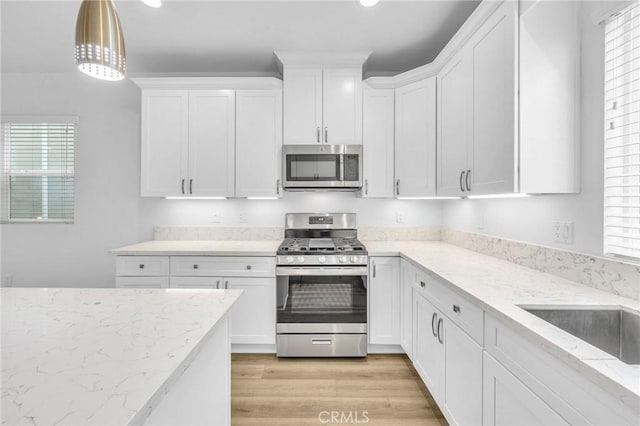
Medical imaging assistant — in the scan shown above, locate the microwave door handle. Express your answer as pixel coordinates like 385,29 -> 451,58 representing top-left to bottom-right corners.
339,154 -> 344,182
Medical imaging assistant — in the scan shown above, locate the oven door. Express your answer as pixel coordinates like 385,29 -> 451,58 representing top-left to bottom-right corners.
276,266 -> 367,333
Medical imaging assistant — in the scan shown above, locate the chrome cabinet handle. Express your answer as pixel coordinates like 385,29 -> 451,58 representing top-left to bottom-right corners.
139,264 -> 145,269
324,127 -> 328,143
224,280 -> 229,289
276,179 -> 280,195
453,304 -> 461,314
466,170 -> 471,192
420,281 -> 426,288
437,318 -> 444,344
216,280 -> 221,289
317,126 -> 321,143
312,339 -> 332,345
246,265 -> 252,270
189,179 -> 193,194
181,179 -> 185,194
396,179 -> 400,196
459,171 -> 465,192
372,262 -> 376,278
365,179 -> 369,195
193,264 -> 199,269
431,312 -> 438,337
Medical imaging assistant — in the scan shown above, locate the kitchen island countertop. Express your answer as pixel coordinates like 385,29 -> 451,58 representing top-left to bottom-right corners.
1,287 -> 241,426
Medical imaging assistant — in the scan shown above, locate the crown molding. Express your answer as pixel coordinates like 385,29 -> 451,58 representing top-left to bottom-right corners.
274,51 -> 372,72
130,77 -> 283,90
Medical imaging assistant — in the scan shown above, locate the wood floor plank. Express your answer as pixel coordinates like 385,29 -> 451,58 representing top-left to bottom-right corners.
231,354 -> 447,425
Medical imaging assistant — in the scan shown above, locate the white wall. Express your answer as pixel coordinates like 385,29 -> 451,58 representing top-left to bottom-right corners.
0,72 -> 441,287
442,2 -> 606,257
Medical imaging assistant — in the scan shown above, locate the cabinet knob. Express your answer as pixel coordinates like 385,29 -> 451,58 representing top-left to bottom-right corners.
453,304 -> 461,314
139,264 -> 145,269
193,264 -> 199,269
246,265 -> 252,270
420,281 -> 426,288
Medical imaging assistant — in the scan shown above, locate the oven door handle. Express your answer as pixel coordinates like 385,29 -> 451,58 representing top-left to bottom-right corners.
276,266 -> 369,276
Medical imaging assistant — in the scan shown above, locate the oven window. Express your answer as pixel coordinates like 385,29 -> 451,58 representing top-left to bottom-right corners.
286,154 -> 340,181
277,275 -> 367,323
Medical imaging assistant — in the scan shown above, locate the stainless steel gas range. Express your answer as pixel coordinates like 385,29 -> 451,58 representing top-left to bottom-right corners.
276,213 -> 368,357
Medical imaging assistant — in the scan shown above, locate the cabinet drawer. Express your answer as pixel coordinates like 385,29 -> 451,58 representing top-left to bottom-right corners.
116,276 -> 169,288
116,256 -> 170,276
170,256 -> 276,277
417,270 -> 484,344
170,276 -> 222,289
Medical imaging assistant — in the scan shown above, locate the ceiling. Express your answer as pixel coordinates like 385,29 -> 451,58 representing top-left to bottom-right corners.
1,0 -> 480,77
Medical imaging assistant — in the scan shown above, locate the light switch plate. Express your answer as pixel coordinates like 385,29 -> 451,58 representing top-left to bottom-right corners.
552,221 -> 574,244
239,211 -> 249,224
396,212 -> 404,224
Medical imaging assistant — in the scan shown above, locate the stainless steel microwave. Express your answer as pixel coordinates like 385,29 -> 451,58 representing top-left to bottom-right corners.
282,145 -> 362,191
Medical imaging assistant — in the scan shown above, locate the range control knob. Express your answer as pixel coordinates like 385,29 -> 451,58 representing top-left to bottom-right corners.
296,256 -> 305,263
286,256 -> 294,264
350,256 -> 359,263
339,256 -> 347,264
318,256 -> 326,264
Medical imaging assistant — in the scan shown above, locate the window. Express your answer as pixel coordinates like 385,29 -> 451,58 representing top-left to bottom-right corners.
604,1 -> 640,260
1,117 -> 77,223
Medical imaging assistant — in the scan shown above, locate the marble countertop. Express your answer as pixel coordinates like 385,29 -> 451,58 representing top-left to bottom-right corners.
111,240 -> 281,256
1,288 -> 242,426
364,241 -> 640,412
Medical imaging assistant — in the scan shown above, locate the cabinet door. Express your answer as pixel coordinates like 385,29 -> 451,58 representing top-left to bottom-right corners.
437,51 -> 472,197
322,68 -> 363,144
394,78 -> 437,198
169,276 -> 221,289
483,352 -> 569,426
235,90 -> 283,198
225,277 -> 276,345
413,292 -> 443,399
400,260 -> 417,359
469,1 -> 518,195
362,87 -> 394,198
283,68 -> 323,144
140,90 -> 189,197
188,90 -> 235,197
441,317 -> 483,426
368,257 -> 400,345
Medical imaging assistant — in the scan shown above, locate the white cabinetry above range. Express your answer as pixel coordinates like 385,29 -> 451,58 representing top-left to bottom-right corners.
133,78 -> 283,199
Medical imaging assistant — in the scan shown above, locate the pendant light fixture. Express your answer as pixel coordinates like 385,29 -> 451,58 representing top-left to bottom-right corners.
359,0 -> 379,7
75,0 -> 126,81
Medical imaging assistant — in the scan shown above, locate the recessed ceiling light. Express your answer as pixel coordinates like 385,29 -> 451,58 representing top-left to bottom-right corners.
141,0 -> 162,8
359,0 -> 379,7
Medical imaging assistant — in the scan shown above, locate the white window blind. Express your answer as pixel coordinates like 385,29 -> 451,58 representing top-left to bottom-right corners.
1,118 -> 77,223
604,1 -> 640,260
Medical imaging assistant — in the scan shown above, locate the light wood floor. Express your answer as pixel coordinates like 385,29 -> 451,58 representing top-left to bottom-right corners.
231,354 -> 447,426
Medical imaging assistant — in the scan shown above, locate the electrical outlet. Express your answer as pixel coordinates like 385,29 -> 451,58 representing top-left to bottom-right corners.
211,212 -> 221,224
239,211 -> 249,224
396,212 -> 404,224
2,275 -> 13,287
552,221 -> 574,244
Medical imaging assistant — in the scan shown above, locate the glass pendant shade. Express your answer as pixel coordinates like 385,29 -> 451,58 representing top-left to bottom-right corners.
75,0 -> 126,81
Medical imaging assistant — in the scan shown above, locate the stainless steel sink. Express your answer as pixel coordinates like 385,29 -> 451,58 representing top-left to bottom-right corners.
521,306 -> 640,365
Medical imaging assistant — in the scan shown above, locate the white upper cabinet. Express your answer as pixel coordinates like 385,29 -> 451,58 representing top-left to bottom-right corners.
283,68 -> 362,145
469,2 -> 517,195
188,90 -> 236,197
278,51 -> 370,145
135,78 -> 283,198
235,90 -> 283,198
394,77 -> 437,198
322,68 -> 363,144
437,52 -> 472,197
362,86 -> 395,198
282,69 -> 323,145
436,0 -> 579,196
140,90 -> 189,197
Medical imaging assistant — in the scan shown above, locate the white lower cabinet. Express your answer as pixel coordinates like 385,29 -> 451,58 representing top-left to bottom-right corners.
116,255 -> 276,348
400,260 -> 417,359
368,257 -> 401,345
413,285 -> 482,425
483,352 -> 568,426
226,277 -> 276,345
